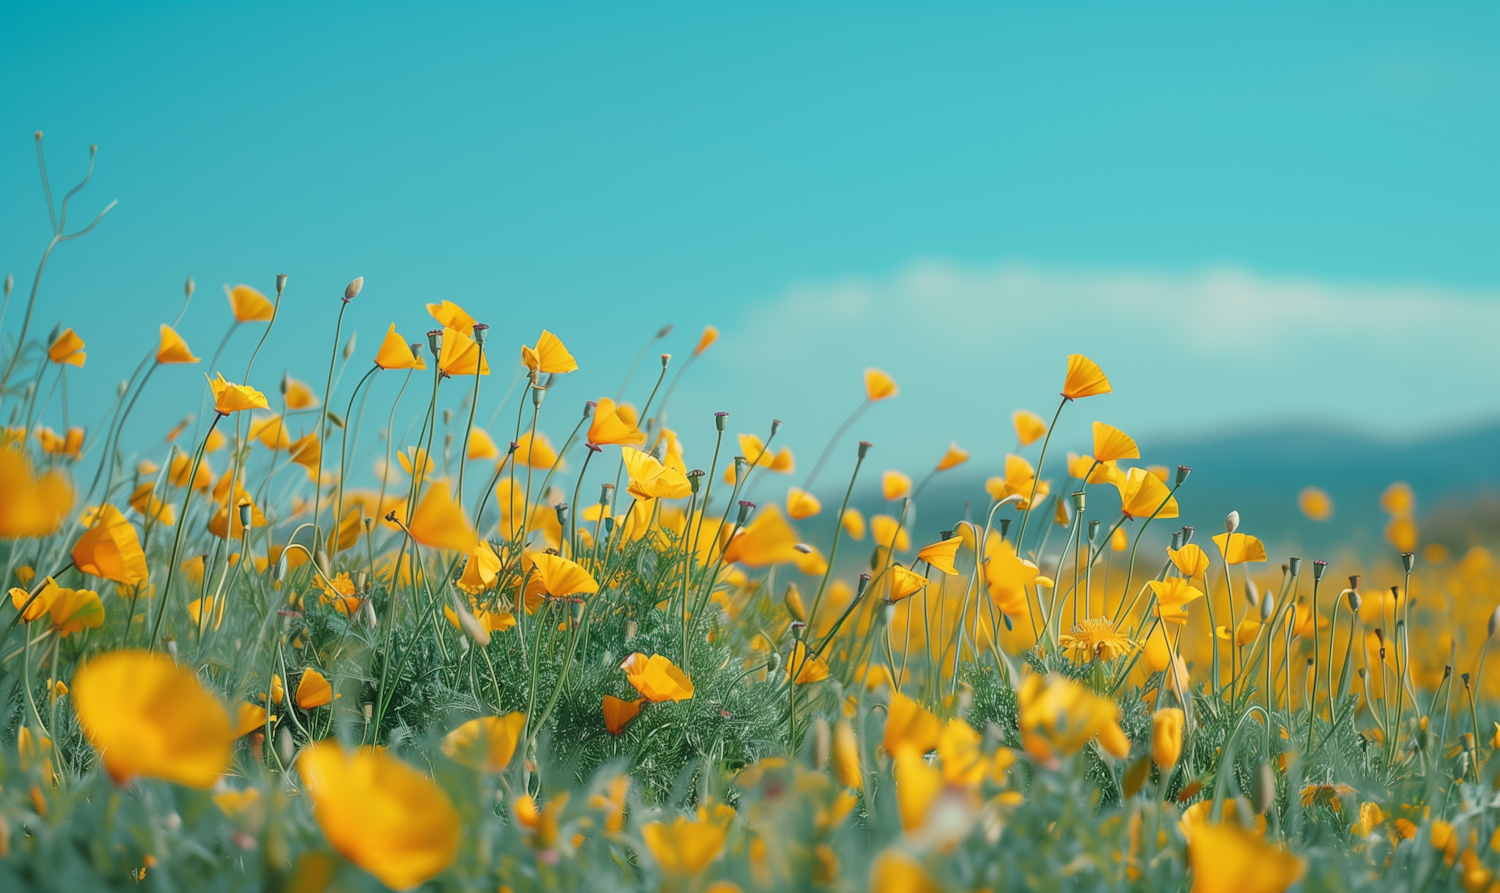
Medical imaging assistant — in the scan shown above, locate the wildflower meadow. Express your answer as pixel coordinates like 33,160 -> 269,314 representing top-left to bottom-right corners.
3,136 -> 1499,893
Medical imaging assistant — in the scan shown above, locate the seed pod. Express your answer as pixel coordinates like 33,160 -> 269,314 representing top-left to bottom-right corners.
1180,526 -> 1195,545
1252,760 -> 1275,813
1288,557 -> 1302,576
275,273 -> 287,296
714,411 -> 729,432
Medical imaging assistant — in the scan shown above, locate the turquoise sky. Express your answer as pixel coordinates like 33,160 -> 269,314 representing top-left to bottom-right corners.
2,1 -> 1498,491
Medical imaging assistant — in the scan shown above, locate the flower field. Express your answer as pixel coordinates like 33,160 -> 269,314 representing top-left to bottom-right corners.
3,142 -> 1500,892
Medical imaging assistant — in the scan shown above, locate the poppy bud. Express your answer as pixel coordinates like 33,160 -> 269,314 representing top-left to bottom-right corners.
1002,612 -> 1014,631
1170,531 -> 1182,550
771,419 -> 783,437
811,718 -> 830,771
275,273 -> 287,296
715,411 -> 729,432
1489,606 -> 1500,639
472,323 -> 489,345
1180,526 -> 1195,546
185,275 -> 195,298
3,272 -> 11,298
276,726 -> 295,765
1374,628 -> 1385,646
166,638 -> 178,661
656,324 -> 674,339
238,502 -> 253,531
273,551 -> 289,583
554,503 -> 569,529
280,370 -> 290,395
1402,552 -> 1415,572
1244,578 -> 1259,610
1289,557 -> 1303,576
687,469 -> 704,493
1347,589 -> 1362,613
1175,465 -> 1191,486
1224,511 -> 1240,534
1312,560 -> 1328,581
427,329 -> 443,353
1261,591 -> 1275,621
316,550 -> 331,578
342,332 -> 356,361
659,353 -> 670,369
450,594 -> 490,647
1251,760 -> 1275,814
1151,708 -> 1183,769
1463,671 -> 1472,691
582,400 -> 595,419
602,517 -> 614,538
858,441 -> 872,460
998,518 -> 1012,539
599,483 -> 614,507
765,650 -> 781,676
344,277 -> 363,302
857,573 -> 871,598
736,500 -> 755,525
1088,519 -> 1100,542
1070,491 -> 1085,512
46,323 -> 61,346
410,342 -> 423,359
734,456 -> 748,479
117,379 -> 128,398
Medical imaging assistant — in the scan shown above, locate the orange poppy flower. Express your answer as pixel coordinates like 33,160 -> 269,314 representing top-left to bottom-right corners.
870,514 -> 910,551
1211,532 -> 1267,565
917,536 -> 962,575
72,504 -> 148,586
374,324 -> 427,370
226,285 -> 274,323
1061,354 -> 1110,400
1114,467 -> 1179,520
984,539 -> 1040,617
883,692 -> 940,758
35,426 -> 84,458
168,452 -> 213,490
1013,409 -> 1047,446
623,447 -> 691,500
885,565 -> 927,602
722,504 -> 803,566
840,508 -> 866,540
514,431 -> 559,469
426,300 -> 476,335
935,442 -> 969,471
1298,487 -> 1333,521
693,325 -> 719,356
1167,544 -> 1210,578
1091,422 -> 1139,463
587,398 -> 647,447
521,330 -> 578,374
208,374 -> 270,415
282,375 -> 318,410
288,433 -> 321,480
296,669 -> 333,709
621,653 -> 694,702
603,695 -> 646,734
129,482 -> 174,526
881,470 -> 912,501
787,641 -> 829,684
864,368 -> 898,401
156,325 -> 200,364
530,551 -> 599,598
467,427 -> 500,461
442,713 -> 526,773
786,487 -> 822,520
47,328 -> 86,366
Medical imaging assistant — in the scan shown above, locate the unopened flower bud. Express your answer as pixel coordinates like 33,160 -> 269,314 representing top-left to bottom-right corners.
857,440 -> 872,460
450,594 -> 491,647
1347,589 -> 1362,613
1175,465 -> 1191,486
472,323 -> 489,345
3,272 -> 11,298
342,332 -> 356,361
660,353 -> 670,369
276,726 -> 295,765
1312,560 -> 1328,581
765,650 -> 781,676
427,329 -> 443,353
1260,591 -> 1275,621
1251,760 -> 1275,814
316,551 -> 331,578
857,573 -> 871,598
442,409 -> 453,426
1171,531 -> 1182,550
1402,552 -> 1415,572
184,275 -> 195,298
344,277 -> 363,302
555,503 -> 569,529
1224,511 -> 1240,534
714,411 -> 729,432
1489,606 -> 1500,640
117,379 -> 128,398
1244,578 -> 1259,610
656,324 -> 674,339
770,419 -> 783,437
600,483 -> 614,507
238,502 -> 253,530
1088,519 -> 1100,542
999,518 -> 1012,539
275,273 -> 287,296
1348,575 -> 1361,590
280,370 -> 291,395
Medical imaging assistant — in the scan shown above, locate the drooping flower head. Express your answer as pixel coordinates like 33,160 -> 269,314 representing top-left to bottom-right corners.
47,328 -> 86,366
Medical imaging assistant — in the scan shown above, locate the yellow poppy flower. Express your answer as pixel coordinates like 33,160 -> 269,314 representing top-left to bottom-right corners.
35,425 -> 84,458
1298,486 -> 1333,521
642,812 -> 727,874
10,581 -> 51,622
1091,421 -> 1139,463
1114,466 -> 1178,519
1151,708 -> 1183,769
443,598 -> 515,634
167,452 -> 213,490
587,397 -> 647,447
1058,617 -> 1136,663
1211,532 -> 1267,565
882,470 -> 912,501
870,514 -> 910,551
441,713 -> 526,773
1112,526 -> 1128,551
233,703 -> 271,738
832,721 -> 862,788
531,551 -> 599,598
1061,354 -> 1110,400
407,482 -> 479,553
512,430 -> 559,469
912,534 -> 960,576
521,330 -> 578,374
786,486 -> 822,520
693,325 -> 719,355
426,299 -> 476,335
883,692 -> 940,758
935,442 -> 968,471
1148,577 -> 1204,626
871,850 -> 940,893
1167,544 -> 1210,578
72,504 -> 148,586
985,454 -> 1049,509
248,414 -> 291,450
436,326 -> 490,377
1012,409 -> 1047,446
282,374 -> 318,410
769,446 -> 795,473
46,582 -> 104,634
298,741 -> 461,890
984,539 -> 1039,617
1385,516 -> 1418,552
156,325 -> 201,364
466,426 -> 499,461
723,504 -> 803,566
1017,673 -> 1129,764
623,447 -> 691,500
226,284 -> 274,322
603,695 -> 645,734
72,649 -> 232,788
288,432 -> 320,480
864,368 -> 899,401
621,652 -> 694,702
841,507 -> 866,540
1187,821 -> 1305,893
374,323 -> 426,370
787,641 -> 830,684
296,669 -> 333,709
1379,481 -> 1414,516
208,374 -> 270,415
794,544 -> 828,577
47,328 -> 86,366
